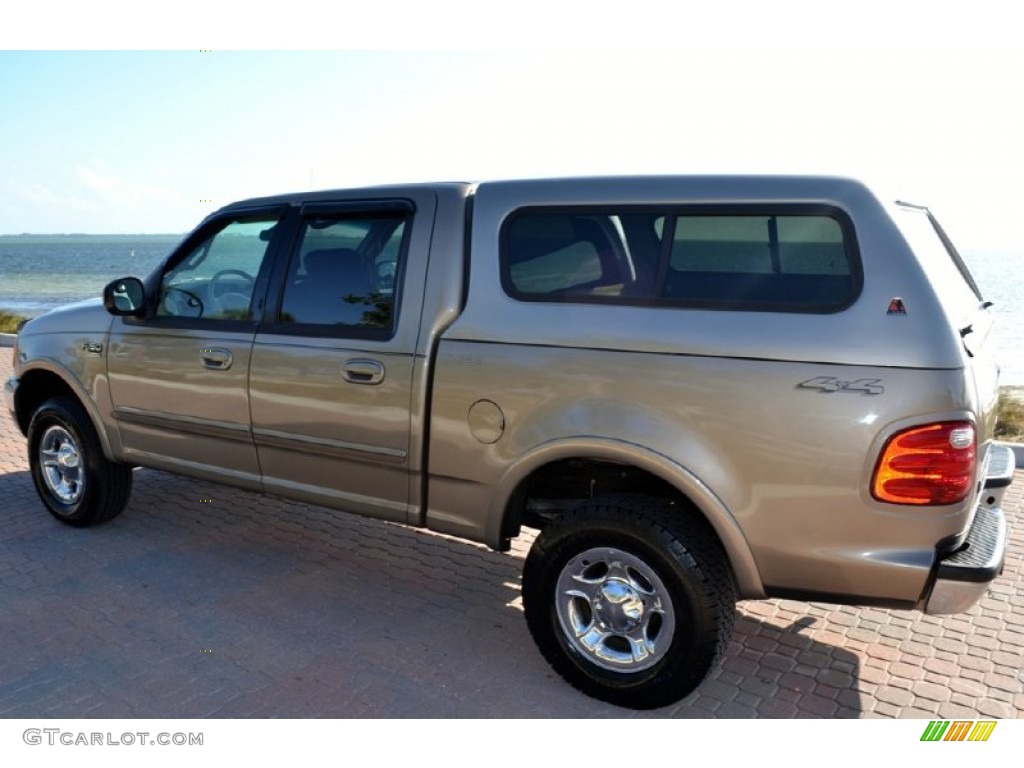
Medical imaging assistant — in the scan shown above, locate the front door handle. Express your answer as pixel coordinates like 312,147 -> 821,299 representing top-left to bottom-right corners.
200,347 -> 233,370
342,359 -> 385,385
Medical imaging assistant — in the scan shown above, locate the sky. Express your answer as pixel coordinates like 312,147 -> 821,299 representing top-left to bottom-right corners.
1,4 -> 1023,255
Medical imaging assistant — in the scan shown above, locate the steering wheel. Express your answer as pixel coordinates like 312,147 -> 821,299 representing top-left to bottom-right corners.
211,269 -> 255,299
208,269 -> 255,319
160,287 -> 205,317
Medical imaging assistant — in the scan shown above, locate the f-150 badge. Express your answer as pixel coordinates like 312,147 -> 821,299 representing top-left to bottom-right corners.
797,377 -> 885,395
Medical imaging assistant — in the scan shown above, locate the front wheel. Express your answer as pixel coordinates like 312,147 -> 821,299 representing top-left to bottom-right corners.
27,397 -> 133,527
522,496 -> 736,709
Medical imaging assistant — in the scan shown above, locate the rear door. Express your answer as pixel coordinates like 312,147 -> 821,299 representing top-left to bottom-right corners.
248,193 -> 436,523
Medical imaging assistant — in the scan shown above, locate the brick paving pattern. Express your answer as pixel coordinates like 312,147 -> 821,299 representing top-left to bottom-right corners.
1,353 -> 1021,717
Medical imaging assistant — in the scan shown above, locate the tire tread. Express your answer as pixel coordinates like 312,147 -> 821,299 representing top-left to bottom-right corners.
523,494 -> 736,709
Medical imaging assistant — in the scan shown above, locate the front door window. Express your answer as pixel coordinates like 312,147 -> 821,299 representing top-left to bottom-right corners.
157,217 -> 281,321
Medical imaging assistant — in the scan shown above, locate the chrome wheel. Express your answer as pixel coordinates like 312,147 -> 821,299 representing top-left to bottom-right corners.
39,424 -> 85,505
524,498 -> 736,708
28,397 -> 133,526
554,546 -> 675,672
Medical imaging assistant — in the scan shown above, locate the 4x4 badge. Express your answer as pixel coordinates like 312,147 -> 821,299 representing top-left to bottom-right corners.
797,377 -> 885,395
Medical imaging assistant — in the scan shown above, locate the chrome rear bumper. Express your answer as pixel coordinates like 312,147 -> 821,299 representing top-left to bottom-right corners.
923,444 -> 1013,615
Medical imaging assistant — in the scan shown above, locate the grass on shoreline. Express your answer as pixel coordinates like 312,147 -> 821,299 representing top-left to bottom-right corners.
996,389 -> 1024,442
0,309 -> 28,333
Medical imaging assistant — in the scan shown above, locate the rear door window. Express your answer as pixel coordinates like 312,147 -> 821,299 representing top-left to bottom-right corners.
276,210 -> 410,336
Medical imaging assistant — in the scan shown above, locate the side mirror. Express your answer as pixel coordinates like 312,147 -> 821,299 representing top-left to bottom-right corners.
103,277 -> 147,317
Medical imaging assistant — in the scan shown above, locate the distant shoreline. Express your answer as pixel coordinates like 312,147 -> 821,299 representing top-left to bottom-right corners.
0,233 -> 184,238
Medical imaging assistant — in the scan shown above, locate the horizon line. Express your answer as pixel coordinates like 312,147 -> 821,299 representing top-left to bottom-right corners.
0,232 -> 185,238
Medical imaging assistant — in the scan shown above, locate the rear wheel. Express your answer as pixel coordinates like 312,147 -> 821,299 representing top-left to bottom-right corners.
28,397 -> 132,526
522,495 -> 736,709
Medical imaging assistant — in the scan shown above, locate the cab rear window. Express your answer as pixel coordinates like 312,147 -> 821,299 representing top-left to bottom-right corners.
501,206 -> 860,312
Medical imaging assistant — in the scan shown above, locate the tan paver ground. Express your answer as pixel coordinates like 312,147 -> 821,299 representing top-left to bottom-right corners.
1,353 -> 1021,717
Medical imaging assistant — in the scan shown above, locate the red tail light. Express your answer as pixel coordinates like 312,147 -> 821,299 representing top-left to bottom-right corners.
871,421 -> 976,505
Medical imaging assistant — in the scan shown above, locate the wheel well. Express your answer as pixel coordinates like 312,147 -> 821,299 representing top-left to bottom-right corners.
503,457 -> 716,544
13,369 -> 80,436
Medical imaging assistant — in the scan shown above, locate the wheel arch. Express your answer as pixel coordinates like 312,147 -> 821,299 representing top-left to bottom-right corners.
14,364 -> 118,460
488,438 -> 765,598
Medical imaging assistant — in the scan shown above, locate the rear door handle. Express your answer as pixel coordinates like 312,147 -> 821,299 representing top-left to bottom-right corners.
342,359 -> 385,385
200,347 -> 233,370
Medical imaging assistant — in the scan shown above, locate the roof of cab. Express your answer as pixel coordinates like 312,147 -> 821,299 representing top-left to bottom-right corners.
219,181 -> 475,213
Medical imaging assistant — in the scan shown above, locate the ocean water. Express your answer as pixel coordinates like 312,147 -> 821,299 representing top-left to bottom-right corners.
962,250 -> 1024,387
0,234 -> 181,313
2,234 -> 1022,384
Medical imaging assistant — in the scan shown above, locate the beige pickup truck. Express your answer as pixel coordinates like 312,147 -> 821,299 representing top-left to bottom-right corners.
5,176 -> 1013,708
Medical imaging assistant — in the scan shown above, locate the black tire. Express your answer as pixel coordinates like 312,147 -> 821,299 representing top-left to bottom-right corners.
522,495 -> 736,709
27,397 -> 133,527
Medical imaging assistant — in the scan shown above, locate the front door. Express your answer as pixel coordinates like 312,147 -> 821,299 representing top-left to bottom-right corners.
106,209 -> 287,488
